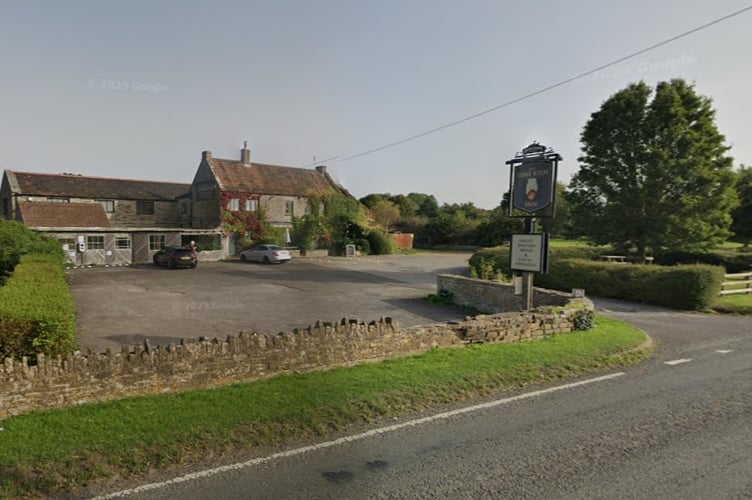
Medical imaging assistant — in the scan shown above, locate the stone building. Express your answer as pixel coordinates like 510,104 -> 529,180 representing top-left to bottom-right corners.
1,143 -> 349,264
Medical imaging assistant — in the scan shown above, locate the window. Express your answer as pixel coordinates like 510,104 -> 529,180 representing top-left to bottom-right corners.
284,201 -> 294,216
115,237 -> 131,249
97,199 -> 115,212
136,200 -> 155,214
47,197 -> 70,203
181,202 -> 188,214
1,197 -> 8,216
245,199 -> 258,212
227,198 -> 240,211
58,237 -> 75,250
149,235 -> 165,251
86,235 -> 104,249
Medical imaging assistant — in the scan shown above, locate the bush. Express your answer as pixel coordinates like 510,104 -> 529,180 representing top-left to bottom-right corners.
0,219 -> 64,280
353,238 -> 371,255
537,259 -> 724,310
366,230 -> 394,255
469,246 -> 725,310
656,250 -> 752,273
0,254 -> 77,361
469,245 -> 606,278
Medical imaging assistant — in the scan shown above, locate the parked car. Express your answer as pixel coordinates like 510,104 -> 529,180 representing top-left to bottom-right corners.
153,246 -> 197,269
240,244 -> 292,264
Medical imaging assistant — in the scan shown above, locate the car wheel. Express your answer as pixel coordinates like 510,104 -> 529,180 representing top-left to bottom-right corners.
192,261 -> 197,269
263,256 -> 271,264
153,257 -> 160,266
240,254 -> 247,262
167,259 -> 174,269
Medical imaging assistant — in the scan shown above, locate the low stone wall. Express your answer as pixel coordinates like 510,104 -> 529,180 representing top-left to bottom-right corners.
0,309 -> 584,418
437,274 -> 572,313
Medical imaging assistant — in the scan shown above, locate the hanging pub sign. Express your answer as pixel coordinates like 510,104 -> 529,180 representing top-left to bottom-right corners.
506,143 -> 561,218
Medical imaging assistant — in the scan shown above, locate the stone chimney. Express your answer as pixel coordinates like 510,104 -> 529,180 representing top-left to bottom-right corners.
315,165 -> 327,175
202,150 -> 212,161
241,141 -> 251,166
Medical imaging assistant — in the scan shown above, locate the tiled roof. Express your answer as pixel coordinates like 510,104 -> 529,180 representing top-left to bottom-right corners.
10,171 -> 190,200
208,159 -> 341,197
17,201 -> 110,228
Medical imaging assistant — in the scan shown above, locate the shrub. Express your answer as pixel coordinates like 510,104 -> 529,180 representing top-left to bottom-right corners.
353,238 -> 371,255
0,219 -> 64,280
469,246 -> 725,310
366,230 -> 394,255
0,254 -> 77,361
537,259 -> 724,310
571,309 -> 596,331
655,250 -> 752,273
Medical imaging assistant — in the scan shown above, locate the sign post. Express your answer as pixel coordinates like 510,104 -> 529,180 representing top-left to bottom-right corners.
506,143 -> 561,311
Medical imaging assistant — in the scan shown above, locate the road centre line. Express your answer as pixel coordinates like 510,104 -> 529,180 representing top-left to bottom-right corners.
715,350 -> 733,354
92,372 -> 626,499
664,358 -> 692,366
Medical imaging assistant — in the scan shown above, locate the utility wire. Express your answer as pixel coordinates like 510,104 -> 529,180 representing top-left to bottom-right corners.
309,4 -> 752,167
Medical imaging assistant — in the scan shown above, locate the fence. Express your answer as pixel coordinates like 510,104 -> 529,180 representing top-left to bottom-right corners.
719,272 -> 752,295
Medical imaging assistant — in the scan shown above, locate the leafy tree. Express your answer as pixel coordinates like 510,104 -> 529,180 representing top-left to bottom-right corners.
389,194 -> 419,218
568,79 -> 737,257
731,165 -> 752,246
371,200 -> 401,230
407,193 -> 439,217
539,182 -> 574,238
359,193 -> 388,209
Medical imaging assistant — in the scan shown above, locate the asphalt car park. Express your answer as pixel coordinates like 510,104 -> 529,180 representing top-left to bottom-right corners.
69,253 -> 472,353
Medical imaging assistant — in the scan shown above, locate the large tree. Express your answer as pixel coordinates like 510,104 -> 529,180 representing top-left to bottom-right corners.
568,79 -> 737,257
731,165 -> 752,246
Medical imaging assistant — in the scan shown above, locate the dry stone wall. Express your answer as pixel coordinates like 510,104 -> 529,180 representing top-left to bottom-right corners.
437,274 -> 572,313
0,306 -> 585,418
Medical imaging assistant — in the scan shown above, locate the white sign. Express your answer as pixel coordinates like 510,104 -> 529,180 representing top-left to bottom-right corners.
510,234 -> 545,273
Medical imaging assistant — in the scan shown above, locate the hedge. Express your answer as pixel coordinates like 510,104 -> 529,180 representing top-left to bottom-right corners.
0,254 -> 77,362
469,247 -> 725,310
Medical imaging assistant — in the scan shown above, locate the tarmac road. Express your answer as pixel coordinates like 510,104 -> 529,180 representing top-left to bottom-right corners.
69,253 -> 473,353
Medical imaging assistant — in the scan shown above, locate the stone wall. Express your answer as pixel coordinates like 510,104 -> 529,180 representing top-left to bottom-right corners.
0,309 -> 583,418
437,274 -> 572,313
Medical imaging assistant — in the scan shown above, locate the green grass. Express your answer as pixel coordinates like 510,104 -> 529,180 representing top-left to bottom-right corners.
0,316 -> 648,497
712,293 -> 752,314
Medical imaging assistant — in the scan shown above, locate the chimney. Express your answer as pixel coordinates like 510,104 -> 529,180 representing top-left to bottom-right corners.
241,141 -> 251,166
315,165 -> 327,175
202,150 -> 212,161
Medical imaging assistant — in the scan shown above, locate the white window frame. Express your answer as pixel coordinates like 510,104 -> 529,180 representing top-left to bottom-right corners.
149,235 -> 165,251
245,199 -> 258,212
228,198 -> 240,211
115,237 -> 131,249
284,201 -> 294,216
86,235 -> 105,249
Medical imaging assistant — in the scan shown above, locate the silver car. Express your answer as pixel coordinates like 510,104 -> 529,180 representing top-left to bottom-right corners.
239,244 -> 292,264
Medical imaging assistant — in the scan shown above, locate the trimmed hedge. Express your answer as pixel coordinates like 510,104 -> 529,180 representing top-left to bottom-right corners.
469,245 -> 606,277
656,250 -> 752,273
536,259 -> 724,310
0,254 -> 77,362
469,247 -> 725,310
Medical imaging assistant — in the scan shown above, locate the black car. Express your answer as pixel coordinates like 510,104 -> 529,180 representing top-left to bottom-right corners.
153,246 -> 197,269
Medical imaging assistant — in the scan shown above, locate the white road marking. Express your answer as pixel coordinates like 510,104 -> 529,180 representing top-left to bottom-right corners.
716,350 -> 733,354
91,372 -> 626,499
664,358 -> 692,366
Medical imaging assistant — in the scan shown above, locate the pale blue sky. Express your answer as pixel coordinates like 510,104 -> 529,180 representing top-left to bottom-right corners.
2,1 -> 751,208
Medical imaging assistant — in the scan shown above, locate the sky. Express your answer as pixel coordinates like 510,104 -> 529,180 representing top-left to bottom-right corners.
2,0 -> 751,209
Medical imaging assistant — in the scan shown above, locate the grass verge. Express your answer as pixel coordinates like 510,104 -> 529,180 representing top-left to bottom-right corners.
712,293 -> 752,314
0,315 -> 648,497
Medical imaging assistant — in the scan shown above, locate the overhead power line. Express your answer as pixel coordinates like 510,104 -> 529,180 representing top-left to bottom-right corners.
309,4 -> 752,167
